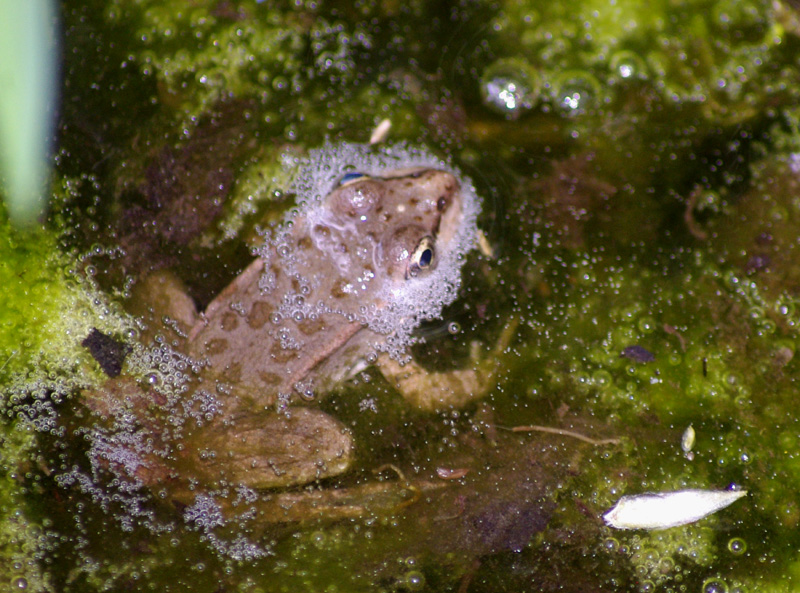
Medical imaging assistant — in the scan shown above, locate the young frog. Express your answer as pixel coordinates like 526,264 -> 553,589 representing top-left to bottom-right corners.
82,143 -> 503,500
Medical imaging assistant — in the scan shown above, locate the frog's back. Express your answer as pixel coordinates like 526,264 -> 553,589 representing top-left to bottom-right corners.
185,245 -> 366,407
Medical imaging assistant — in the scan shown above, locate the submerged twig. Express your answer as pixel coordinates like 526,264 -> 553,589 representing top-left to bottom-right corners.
502,424 -> 621,446
0,351 -> 17,373
373,463 -> 408,482
684,185 -> 709,240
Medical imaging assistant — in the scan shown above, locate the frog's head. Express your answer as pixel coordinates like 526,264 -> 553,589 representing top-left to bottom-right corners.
324,167 -> 463,284
288,143 -> 479,350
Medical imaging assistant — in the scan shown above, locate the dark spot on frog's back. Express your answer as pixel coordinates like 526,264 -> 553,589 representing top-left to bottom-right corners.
332,179 -> 384,216
313,224 -> 331,238
270,343 -> 300,363
247,300 -> 273,329
258,371 -> 282,386
220,363 -> 241,384
221,311 -> 239,331
297,318 -> 325,335
331,277 -> 349,298
204,338 -> 228,356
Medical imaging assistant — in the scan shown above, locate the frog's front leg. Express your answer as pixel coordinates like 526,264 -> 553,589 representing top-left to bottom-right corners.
378,319 -> 518,411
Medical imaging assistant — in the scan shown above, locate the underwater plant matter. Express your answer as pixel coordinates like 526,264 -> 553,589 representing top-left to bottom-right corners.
5,0 -> 800,590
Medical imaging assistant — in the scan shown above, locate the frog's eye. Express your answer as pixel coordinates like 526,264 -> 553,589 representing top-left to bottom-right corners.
338,172 -> 370,187
407,236 -> 436,278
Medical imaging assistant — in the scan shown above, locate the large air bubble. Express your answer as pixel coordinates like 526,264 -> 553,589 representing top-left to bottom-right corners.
480,58 -> 541,119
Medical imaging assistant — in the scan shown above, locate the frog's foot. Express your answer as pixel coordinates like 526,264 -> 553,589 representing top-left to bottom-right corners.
379,318 -> 519,411
80,378 -> 354,495
188,407 -> 354,490
77,376 -> 181,488
128,269 -> 199,346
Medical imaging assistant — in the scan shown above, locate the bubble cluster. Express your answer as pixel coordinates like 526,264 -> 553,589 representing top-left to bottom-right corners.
605,528 -> 719,589
258,142 -> 482,361
480,58 -> 541,119
0,428 -> 53,593
184,494 -> 225,530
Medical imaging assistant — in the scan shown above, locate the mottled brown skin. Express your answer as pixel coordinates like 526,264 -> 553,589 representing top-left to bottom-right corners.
80,168 -> 469,494
186,167 -> 463,410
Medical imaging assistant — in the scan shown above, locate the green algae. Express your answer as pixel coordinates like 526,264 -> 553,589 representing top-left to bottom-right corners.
0,193 -> 136,395
0,425 -> 53,593
489,0 -> 788,124
505,158 -> 800,588
0,215 -> 98,390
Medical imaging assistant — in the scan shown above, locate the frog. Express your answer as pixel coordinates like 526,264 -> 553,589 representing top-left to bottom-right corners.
80,142 -> 507,501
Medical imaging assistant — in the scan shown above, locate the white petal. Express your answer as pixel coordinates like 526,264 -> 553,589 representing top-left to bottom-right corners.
603,489 -> 748,530
681,425 -> 696,453
368,119 -> 392,145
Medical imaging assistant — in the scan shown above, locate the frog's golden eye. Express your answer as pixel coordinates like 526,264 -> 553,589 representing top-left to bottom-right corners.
407,236 -> 436,278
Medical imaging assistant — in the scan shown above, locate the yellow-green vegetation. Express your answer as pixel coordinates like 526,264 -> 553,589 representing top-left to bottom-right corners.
515,240 -> 798,588
488,0 -> 783,123
0,426 -> 52,593
0,188 -> 139,592
0,215 -> 96,390
0,197 -> 133,395
102,0 -> 370,123
217,144 -> 300,242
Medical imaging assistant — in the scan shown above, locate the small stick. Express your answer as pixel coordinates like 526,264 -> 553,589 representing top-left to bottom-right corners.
502,424 -> 621,446
0,351 -> 17,373
373,463 -> 407,482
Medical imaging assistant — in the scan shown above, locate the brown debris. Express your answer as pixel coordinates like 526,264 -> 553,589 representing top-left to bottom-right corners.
663,323 -> 687,352
114,100 -> 258,275
527,153 -> 618,249
81,328 -> 130,377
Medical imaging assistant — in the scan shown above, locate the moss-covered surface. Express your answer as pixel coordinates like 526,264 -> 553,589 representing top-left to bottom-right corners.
0,425 -> 53,593
3,0 -> 800,590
